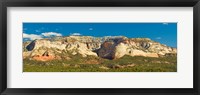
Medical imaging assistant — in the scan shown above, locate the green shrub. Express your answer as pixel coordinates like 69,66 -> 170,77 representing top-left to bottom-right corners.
23,55 -> 177,72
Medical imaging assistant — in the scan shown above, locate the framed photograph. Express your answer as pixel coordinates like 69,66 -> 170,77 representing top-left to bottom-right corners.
0,0 -> 200,95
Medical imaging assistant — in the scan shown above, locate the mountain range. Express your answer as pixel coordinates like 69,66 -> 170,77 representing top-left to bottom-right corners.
23,36 -> 177,61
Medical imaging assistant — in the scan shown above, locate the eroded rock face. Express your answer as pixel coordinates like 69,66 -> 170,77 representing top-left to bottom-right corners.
26,40 -> 36,51
23,36 -> 102,61
113,43 -> 127,59
97,41 -> 116,59
23,36 -> 177,61
97,38 -> 175,59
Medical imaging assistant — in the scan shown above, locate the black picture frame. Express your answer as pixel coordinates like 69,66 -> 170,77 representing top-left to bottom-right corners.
0,0 -> 200,95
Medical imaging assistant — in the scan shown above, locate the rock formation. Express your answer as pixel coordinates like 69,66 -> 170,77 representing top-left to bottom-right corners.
23,36 -> 177,61
97,38 -> 176,59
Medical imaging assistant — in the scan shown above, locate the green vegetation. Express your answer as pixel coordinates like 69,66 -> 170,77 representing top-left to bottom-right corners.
23,55 -> 177,72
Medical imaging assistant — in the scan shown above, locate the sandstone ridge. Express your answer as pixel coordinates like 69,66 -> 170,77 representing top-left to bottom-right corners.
23,36 -> 177,61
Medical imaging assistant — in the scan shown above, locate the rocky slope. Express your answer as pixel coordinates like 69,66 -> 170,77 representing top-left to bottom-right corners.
23,36 -> 177,61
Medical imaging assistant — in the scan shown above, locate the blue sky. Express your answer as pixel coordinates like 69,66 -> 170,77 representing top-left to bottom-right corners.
23,23 -> 177,47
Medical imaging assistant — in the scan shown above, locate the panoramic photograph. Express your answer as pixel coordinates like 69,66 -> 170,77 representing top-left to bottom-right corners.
23,23 -> 177,72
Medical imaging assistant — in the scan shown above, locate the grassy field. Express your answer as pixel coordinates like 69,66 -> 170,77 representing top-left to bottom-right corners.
23,55 -> 177,72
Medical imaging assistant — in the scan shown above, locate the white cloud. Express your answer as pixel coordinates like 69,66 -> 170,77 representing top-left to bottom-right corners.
41,32 -> 62,37
163,23 -> 168,25
23,33 -> 42,40
155,37 -> 162,39
23,28 -> 27,31
23,28 -> 27,33
23,32 -> 63,41
89,28 -> 93,30
70,33 -> 81,36
35,30 -> 40,32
